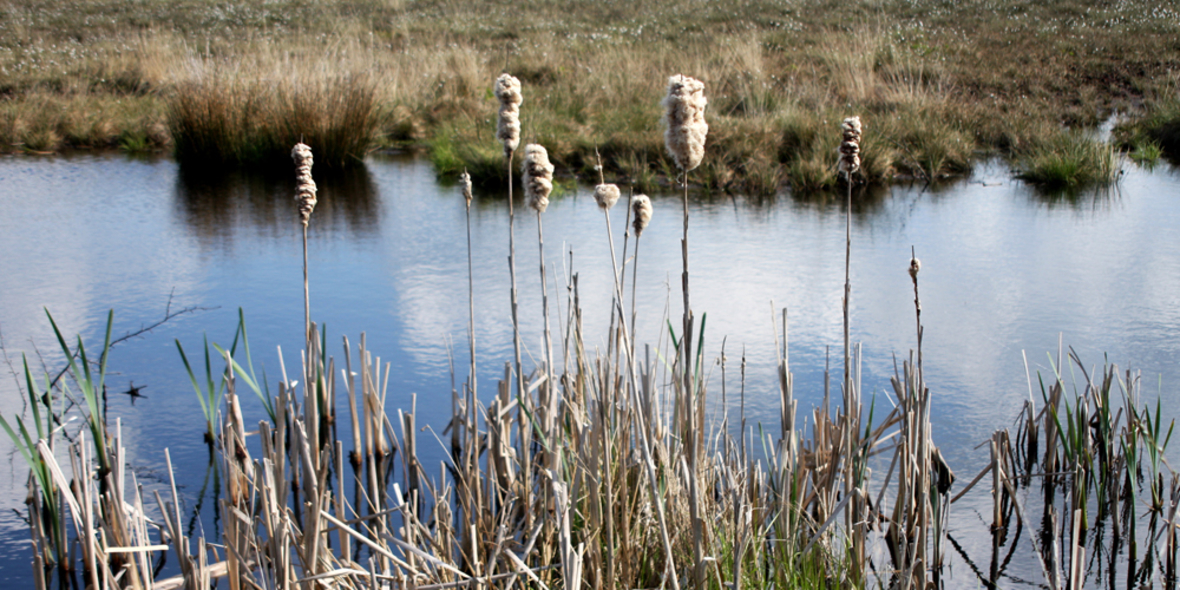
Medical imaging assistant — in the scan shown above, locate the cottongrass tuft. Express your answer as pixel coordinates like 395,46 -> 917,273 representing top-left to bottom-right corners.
460,170 -> 473,208
838,116 -> 862,176
495,74 -> 522,156
292,142 -> 317,226
523,143 -> 554,213
594,183 -> 621,210
631,194 -> 652,237
662,75 -> 708,173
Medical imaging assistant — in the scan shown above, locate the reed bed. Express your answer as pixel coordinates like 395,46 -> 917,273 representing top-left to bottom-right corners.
4,74 -> 1178,590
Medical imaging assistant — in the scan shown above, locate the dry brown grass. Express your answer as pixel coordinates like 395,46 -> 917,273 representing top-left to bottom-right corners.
0,0 -> 1174,185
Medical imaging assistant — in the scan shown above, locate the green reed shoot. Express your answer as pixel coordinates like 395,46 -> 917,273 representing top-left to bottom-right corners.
47,308 -> 112,476
0,355 -> 66,570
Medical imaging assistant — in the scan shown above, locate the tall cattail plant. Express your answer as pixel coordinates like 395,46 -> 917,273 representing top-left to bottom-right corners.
494,73 -> 524,407
523,143 -> 558,473
663,73 -> 707,590
836,115 -> 867,582
292,142 -> 317,346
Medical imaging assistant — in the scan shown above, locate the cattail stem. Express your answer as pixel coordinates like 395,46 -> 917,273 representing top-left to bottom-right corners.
504,147 -> 529,533
462,172 -> 476,415
303,225 -> 310,346
292,142 -> 317,347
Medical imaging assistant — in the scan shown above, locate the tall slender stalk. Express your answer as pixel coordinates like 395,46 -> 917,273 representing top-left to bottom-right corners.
461,170 -> 477,411
837,115 -> 864,583
664,73 -> 707,590
292,142 -> 317,347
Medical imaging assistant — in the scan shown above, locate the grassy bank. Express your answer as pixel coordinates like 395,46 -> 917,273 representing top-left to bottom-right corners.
1,0 -> 1178,188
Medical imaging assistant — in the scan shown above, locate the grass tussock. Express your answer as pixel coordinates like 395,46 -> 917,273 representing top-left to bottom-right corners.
1016,129 -> 1120,188
168,63 -> 379,169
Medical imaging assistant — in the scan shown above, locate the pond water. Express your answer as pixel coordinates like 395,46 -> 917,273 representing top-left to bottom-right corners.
0,152 -> 1178,587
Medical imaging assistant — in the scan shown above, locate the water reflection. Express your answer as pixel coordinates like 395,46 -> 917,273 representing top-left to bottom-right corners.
173,163 -> 379,243
1022,178 -> 1125,210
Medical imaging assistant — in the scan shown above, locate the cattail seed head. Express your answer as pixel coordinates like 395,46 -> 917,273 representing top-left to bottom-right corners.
594,183 -> 620,210
631,194 -> 652,237
522,143 -> 554,213
459,170 -> 473,209
662,74 -> 708,172
292,142 -> 316,226
495,74 -> 522,156
909,256 -> 921,280
838,116 -> 862,176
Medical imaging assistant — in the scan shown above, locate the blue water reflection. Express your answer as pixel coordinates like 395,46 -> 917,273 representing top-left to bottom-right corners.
0,152 -> 1177,587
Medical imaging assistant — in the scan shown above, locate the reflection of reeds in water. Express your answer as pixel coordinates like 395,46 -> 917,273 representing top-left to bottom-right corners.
174,161 -> 379,244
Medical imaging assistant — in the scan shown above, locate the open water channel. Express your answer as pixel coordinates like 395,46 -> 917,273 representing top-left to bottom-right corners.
0,152 -> 1178,587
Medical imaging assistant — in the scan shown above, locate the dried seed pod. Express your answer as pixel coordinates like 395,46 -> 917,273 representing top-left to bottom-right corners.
662,74 -> 708,172
909,256 -> 921,280
631,194 -> 652,237
594,183 -> 620,210
460,170 -> 473,208
522,144 -> 554,213
495,74 -> 522,155
838,116 -> 862,176
292,142 -> 317,226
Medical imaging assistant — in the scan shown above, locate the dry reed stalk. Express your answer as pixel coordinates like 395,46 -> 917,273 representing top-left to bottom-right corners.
524,142 -> 562,572
495,74 -> 531,533
293,142 -> 317,346
664,73 -> 708,590
460,170 -> 477,448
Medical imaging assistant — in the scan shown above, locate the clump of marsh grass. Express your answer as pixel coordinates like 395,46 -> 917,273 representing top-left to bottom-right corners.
168,68 -> 377,169
1016,130 -> 1119,188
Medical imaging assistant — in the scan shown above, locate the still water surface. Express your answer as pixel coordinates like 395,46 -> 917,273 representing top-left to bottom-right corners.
0,153 -> 1178,586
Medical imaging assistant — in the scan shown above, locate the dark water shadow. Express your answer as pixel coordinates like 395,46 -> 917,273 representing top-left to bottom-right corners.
174,163 -> 380,246
1019,177 -> 1123,211
785,182 -> 893,218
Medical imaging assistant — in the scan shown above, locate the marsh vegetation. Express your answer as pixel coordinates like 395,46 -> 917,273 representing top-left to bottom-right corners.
0,0 -> 1177,190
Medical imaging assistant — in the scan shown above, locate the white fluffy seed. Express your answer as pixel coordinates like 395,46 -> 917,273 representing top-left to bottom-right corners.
663,75 -> 708,173
594,183 -> 620,210
495,74 -> 522,155
522,144 -> 554,213
631,194 -> 652,237
292,142 -> 316,226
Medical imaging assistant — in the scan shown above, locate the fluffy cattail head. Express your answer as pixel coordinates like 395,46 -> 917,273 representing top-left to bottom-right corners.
292,142 -> 317,226
662,74 -> 708,172
495,74 -> 522,156
838,116 -> 862,177
909,256 -> 921,280
631,194 -> 652,237
522,144 -> 554,213
594,183 -> 620,211
459,170 -> 473,209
